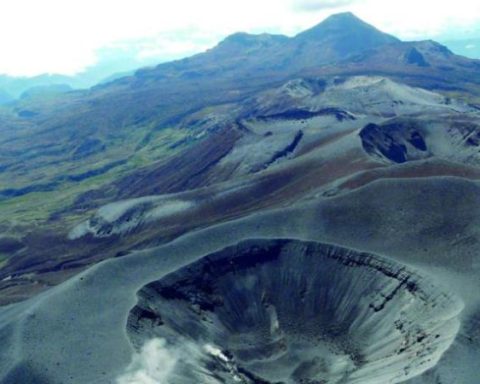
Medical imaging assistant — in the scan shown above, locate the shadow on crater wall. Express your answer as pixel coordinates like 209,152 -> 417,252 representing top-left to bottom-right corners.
127,239 -> 463,384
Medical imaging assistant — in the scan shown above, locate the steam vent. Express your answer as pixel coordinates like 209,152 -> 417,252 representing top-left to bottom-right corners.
127,239 -> 463,384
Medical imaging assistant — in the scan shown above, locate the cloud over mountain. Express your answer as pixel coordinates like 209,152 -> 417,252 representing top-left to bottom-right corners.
293,0 -> 358,11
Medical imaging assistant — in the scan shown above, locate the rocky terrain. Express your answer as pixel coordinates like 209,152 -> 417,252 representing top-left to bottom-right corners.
0,11 -> 479,384
128,240 -> 462,384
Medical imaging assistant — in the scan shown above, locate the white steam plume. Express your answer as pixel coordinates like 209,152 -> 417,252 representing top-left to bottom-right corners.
116,338 -> 177,384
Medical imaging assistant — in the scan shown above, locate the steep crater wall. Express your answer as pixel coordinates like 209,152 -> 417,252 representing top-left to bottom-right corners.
359,120 -> 429,163
127,239 -> 462,384
359,116 -> 480,165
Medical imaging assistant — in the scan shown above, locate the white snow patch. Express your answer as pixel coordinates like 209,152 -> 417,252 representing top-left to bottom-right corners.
68,197 -> 194,240
97,197 -> 158,223
146,200 -> 193,220
68,221 -> 92,240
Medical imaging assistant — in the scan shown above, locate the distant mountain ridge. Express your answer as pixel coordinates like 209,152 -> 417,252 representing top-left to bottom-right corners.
0,47 -> 167,104
211,12 -> 399,61
118,12 -> 478,98
0,70 -> 133,104
140,13 -> 398,71
294,12 -> 400,53
1,12 -> 477,106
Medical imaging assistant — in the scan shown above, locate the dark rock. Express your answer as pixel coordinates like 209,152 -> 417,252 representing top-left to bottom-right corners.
405,48 -> 430,67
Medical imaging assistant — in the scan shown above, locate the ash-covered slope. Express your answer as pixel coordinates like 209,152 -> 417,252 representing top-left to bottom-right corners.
1,178 -> 479,384
2,73 -> 479,304
66,75 -> 475,210
242,75 -> 467,118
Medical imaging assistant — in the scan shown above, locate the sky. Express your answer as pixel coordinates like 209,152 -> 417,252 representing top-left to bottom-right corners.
1,0 -> 480,77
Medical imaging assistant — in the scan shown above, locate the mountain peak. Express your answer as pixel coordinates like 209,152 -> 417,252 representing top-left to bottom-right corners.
294,12 -> 400,57
297,12 -> 398,39
324,11 -> 360,21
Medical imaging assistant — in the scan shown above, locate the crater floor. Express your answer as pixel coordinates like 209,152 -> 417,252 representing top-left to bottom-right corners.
127,239 -> 463,384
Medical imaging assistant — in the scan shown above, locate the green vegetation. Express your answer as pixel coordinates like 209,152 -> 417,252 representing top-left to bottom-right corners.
0,254 -> 8,269
0,123 -> 191,230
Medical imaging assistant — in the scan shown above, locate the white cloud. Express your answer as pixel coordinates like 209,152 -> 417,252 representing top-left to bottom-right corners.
294,0 -> 359,11
0,0 -> 479,76
348,0 -> 480,40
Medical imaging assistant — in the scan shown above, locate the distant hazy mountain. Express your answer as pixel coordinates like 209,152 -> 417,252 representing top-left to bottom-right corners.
19,84 -> 73,100
0,74 -> 77,102
0,69 -> 142,104
0,44 -> 169,104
